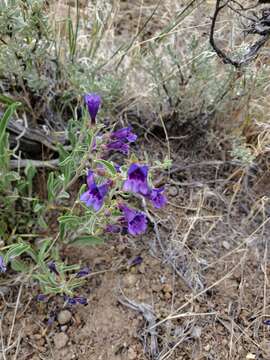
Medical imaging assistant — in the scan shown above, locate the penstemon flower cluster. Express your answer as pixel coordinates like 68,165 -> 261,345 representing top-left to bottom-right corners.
0,93 -> 169,308
81,93 -> 167,237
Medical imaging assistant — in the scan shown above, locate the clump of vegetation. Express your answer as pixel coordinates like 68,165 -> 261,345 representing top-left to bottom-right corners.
1,0 -> 270,313
0,91 -> 170,301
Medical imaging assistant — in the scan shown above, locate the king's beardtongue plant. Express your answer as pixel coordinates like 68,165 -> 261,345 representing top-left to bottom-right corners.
0,93 -> 170,311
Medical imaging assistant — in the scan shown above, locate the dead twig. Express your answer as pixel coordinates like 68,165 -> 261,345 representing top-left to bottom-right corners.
118,291 -> 159,359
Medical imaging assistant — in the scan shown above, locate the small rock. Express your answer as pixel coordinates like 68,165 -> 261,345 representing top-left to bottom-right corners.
124,274 -> 137,287
60,325 -> 68,332
222,241 -> 230,250
57,310 -> 72,325
168,186 -> 178,197
54,332 -> 69,349
192,326 -> 202,338
246,354 -> 256,360
164,292 -> 171,300
162,284 -> 172,293
127,347 -> 137,360
0,286 -> 10,296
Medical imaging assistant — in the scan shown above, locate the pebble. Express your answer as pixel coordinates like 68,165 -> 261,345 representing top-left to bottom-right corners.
0,286 -> 10,296
57,310 -> 72,325
246,354 -> 256,360
127,347 -> 137,360
54,332 -> 69,349
168,186 -> 178,197
162,284 -> 172,293
222,241 -> 230,250
124,274 -> 137,287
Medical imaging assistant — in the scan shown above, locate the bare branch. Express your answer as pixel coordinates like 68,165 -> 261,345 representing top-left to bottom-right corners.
209,0 -> 270,67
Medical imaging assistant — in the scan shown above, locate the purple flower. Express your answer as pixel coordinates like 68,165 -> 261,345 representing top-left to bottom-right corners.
119,204 -> 147,236
74,296 -> 88,305
80,183 -> 108,211
84,93 -> 101,124
36,294 -> 47,302
106,140 -> 129,155
47,311 -> 56,325
64,296 -> 77,305
80,171 -> 109,212
114,163 -> 121,173
105,224 -> 121,233
64,295 -> 88,305
76,267 -> 91,278
123,163 -> 149,195
110,127 -> 137,143
128,256 -> 143,267
48,261 -> 59,275
149,187 -> 167,208
0,256 -> 6,273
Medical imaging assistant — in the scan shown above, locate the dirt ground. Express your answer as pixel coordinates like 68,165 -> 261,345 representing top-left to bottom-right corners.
1,134 -> 270,360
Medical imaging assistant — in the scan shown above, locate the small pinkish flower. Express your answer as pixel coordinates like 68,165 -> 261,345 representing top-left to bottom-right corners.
149,187 -> 167,208
84,93 -> 101,124
123,163 -> 149,195
119,204 -> 147,236
110,127 -> 137,143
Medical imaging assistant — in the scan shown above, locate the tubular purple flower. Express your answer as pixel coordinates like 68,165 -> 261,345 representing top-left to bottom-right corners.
105,224 -> 121,233
128,256 -> 143,267
123,163 -> 149,195
84,93 -> 101,124
80,183 -> 108,211
80,171 -> 109,212
0,256 -> 6,273
76,267 -> 91,278
64,296 -> 77,305
106,140 -> 129,155
74,296 -> 88,305
47,311 -> 56,325
36,294 -> 47,302
86,170 -> 95,188
48,261 -> 59,275
110,127 -> 137,143
149,187 -> 167,209
119,204 -> 147,236
64,295 -> 87,305
114,163 -> 121,173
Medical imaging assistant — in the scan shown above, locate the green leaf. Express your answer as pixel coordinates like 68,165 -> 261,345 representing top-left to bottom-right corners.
37,238 -> 52,262
10,259 -> 30,273
5,243 -> 30,262
71,235 -> 104,246
95,159 -> 116,176
0,102 -> 21,139
0,95 -> 19,106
